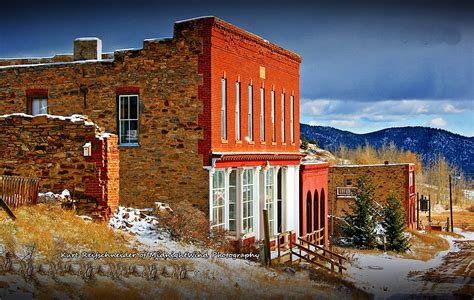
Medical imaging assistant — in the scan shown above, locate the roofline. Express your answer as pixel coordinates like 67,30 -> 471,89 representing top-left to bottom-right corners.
175,16 -> 302,63
330,163 -> 415,168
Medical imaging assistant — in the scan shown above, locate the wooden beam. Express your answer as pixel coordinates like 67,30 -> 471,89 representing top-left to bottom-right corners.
0,198 -> 16,221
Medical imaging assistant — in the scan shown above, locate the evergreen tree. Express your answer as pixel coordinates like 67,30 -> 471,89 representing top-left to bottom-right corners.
342,175 -> 379,249
301,136 -> 309,150
381,194 -> 411,252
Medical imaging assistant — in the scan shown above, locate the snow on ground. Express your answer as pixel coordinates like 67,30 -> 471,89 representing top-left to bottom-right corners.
346,228 -> 474,299
105,206 -> 354,298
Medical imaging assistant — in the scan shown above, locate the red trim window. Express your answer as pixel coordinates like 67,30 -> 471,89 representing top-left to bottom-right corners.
26,89 -> 48,115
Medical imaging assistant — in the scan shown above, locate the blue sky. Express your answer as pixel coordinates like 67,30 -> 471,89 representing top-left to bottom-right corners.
1,0 -> 473,136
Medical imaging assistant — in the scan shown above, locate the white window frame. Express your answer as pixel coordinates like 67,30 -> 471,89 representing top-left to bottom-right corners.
260,87 -> 265,142
248,84 -> 253,141
290,95 -> 294,144
31,97 -> 48,115
228,169 -> 238,232
221,78 -> 227,140
242,169 -> 254,234
235,81 -> 241,141
118,94 -> 140,146
271,90 -> 275,142
211,170 -> 226,230
265,168 -> 276,237
281,92 -> 285,143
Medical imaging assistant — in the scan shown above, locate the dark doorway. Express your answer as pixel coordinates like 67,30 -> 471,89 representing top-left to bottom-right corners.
306,191 -> 312,234
313,190 -> 319,232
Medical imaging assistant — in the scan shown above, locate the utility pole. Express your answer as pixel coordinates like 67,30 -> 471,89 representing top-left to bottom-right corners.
416,192 -> 420,230
263,209 -> 271,266
428,194 -> 431,223
449,175 -> 454,232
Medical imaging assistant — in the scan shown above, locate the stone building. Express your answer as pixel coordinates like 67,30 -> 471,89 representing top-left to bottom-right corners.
328,163 -> 417,234
0,16 -> 331,244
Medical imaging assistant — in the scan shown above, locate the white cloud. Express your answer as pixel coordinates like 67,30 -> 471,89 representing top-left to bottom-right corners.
330,120 -> 358,127
430,117 -> 448,127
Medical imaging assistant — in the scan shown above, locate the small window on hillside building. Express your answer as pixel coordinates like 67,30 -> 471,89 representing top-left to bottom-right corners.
345,178 -> 353,186
30,97 -> 48,115
118,95 -> 139,145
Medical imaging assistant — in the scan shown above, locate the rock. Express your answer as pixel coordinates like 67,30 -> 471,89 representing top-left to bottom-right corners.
283,267 -> 296,274
39,264 -> 51,274
11,263 -> 21,273
69,264 -> 80,274
134,265 -> 145,275
163,265 -> 174,276
98,264 -> 110,274
185,270 -> 195,279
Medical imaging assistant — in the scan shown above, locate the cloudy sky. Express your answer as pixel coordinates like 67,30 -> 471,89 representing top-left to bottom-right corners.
1,0 -> 473,136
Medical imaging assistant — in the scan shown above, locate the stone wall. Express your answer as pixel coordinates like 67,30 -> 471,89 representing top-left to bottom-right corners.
0,21 -> 210,209
328,163 -> 416,233
0,114 -> 119,214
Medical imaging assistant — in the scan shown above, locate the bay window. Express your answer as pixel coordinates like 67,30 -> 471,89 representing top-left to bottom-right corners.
211,170 -> 226,230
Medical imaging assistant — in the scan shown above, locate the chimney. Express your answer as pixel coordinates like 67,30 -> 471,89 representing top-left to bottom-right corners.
74,37 -> 102,61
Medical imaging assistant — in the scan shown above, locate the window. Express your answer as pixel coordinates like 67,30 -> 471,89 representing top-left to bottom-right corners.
229,170 -> 237,232
260,88 -> 265,142
290,95 -> 294,143
221,78 -> 227,140
409,172 -> 413,186
211,170 -> 226,230
31,97 -> 48,115
235,81 -> 241,141
265,168 -> 275,237
281,92 -> 285,143
271,90 -> 275,142
248,84 -> 253,141
242,169 -> 254,234
118,95 -> 139,145
345,178 -> 353,186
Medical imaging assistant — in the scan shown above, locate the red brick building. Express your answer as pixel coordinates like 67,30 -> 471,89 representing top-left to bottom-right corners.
299,162 -> 330,248
0,17 -> 326,243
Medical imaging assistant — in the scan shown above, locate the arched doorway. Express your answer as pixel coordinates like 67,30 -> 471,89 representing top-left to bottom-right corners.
313,189 -> 319,233
306,191 -> 312,234
320,188 -> 326,240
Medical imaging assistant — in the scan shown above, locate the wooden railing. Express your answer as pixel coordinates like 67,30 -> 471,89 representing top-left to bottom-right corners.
336,187 -> 357,197
290,237 -> 347,274
0,175 -> 40,208
270,228 -> 347,275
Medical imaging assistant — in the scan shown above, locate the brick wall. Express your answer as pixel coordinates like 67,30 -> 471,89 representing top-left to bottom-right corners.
0,16 -> 301,212
0,114 -> 119,214
299,162 -> 329,247
0,21 -> 209,209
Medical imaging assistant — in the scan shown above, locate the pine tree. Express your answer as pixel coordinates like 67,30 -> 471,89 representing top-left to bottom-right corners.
301,136 -> 309,150
381,194 -> 411,252
342,175 -> 379,249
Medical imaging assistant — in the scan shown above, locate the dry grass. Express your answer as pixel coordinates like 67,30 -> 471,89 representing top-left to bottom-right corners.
403,229 -> 452,261
0,204 -> 131,260
429,211 -> 474,232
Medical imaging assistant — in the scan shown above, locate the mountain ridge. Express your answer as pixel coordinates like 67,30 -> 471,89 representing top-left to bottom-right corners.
300,124 -> 474,175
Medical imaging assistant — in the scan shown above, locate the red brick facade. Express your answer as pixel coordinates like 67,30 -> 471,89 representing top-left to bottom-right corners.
299,162 -> 329,247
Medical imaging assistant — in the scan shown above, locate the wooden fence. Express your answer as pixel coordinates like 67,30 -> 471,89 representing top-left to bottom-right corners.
0,175 -> 40,208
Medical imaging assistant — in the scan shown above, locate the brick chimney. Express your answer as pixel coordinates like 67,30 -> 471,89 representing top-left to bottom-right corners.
73,38 -> 102,61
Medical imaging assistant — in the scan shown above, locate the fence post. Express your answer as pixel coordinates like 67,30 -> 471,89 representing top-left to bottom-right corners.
263,209 -> 271,266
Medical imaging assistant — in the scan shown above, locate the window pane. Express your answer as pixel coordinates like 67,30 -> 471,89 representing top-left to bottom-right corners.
32,99 -> 40,115
120,96 -> 128,119
129,120 -> 138,143
129,96 -> 138,119
120,121 -> 128,144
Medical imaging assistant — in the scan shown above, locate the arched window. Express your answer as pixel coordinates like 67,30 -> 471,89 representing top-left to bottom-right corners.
320,188 -> 326,232
313,190 -> 319,232
306,191 -> 312,234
